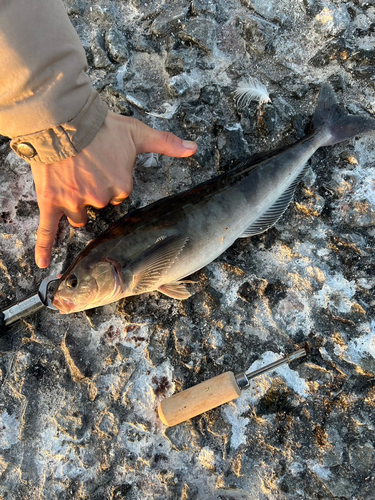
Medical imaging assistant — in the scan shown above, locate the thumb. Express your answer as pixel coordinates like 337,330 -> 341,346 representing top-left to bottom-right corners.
35,208 -> 62,268
132,120 -> 197,157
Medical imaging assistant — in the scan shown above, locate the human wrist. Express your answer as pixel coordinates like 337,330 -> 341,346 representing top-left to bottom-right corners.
10,91 -> 108,165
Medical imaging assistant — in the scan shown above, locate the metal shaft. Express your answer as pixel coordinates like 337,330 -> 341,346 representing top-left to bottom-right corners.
1,293 -> 45,327
0,275 -> 60,328
235,348 -> 306,389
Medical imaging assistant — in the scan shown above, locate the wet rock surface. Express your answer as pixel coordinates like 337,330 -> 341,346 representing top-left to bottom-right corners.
1,0 -> 375,498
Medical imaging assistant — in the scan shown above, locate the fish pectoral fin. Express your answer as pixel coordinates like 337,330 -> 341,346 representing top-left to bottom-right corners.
158,281 -> 193,299
239,168 -> 308,238
127,235 -> 189,294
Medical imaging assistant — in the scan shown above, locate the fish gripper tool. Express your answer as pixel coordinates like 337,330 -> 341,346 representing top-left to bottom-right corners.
0,275 -> 60,328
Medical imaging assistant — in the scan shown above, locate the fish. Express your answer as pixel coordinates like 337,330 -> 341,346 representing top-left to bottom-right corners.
53,83 -> 375,314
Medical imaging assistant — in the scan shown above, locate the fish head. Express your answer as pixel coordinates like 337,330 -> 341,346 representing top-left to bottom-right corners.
53,257 -> 123,314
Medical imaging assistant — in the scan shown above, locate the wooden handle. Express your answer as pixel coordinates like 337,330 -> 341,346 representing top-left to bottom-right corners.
158,371 -> 241,427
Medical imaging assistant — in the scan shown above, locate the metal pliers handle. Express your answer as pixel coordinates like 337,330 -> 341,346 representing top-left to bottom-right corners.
0,275 -> 60,328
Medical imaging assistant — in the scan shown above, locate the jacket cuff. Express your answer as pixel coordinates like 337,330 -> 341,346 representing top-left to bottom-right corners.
10,91 -> 108,165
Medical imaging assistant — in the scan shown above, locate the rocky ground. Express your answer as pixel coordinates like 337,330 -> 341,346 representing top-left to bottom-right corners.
1,0 -> 375,499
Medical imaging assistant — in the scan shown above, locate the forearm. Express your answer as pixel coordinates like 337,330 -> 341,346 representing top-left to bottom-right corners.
0,0 -> 107,164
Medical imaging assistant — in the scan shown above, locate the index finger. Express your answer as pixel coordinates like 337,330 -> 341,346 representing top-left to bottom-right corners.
35,208 -> 62,268
132,120 -> 197,157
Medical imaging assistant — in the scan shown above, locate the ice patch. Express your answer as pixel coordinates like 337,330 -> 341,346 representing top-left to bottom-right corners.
248,351 -> 309,397
198,447 -> 215,470
308,461 -> 331,480
338,322 -> 375,366
315,5 -> 351,35
0,153 -> 35,222
147,102 -> 178,119
357,174 -> 375,208
207,262 -> 246,306
118,422 -> 172,459
223,350 -> 308,448
233,350 -> 308,416
289,461 -> 305,476
206,328 -> 224,349
116,62 -> 128,90
125,94 -> 145,109
225,123 -> 242,131
352,136 -> 375,207
126,361 -> 174,423
314,273 -> 355,313
139,152 -> 159,167
319,346 -> 333,362
222,405 -> 250,449
349,328 -> 375,361
90,317 -> 150,353
4,151 -> 29,174
0,411 -> 21,449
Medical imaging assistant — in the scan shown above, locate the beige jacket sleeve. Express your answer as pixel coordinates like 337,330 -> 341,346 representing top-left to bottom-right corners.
0,0 -> 108,165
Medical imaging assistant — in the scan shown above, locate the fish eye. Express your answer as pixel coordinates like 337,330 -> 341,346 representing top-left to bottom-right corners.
66,275 -> 78,289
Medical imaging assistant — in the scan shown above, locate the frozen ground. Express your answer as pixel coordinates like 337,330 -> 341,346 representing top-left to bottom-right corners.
0,0 -> 375,499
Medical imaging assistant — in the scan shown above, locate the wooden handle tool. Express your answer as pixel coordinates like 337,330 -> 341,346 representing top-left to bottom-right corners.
158,348 -> 306,427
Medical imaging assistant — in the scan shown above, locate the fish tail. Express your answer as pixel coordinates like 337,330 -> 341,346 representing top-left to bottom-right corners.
313,83 -> 375,146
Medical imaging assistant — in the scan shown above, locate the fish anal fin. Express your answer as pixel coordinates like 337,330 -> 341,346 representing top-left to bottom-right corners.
127,235 -> 189,294
158,281 -> 193,299
239,168 -> 308,238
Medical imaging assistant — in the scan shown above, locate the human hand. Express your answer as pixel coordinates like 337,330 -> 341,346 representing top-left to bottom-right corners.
30,111 -> 197,268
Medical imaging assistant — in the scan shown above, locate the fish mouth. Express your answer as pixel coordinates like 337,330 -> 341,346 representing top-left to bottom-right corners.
52,296 -> 77,314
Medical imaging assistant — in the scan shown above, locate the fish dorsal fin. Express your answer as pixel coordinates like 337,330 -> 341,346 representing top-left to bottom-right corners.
158,280 -> 193,299
126,235 -> 188,294
239,167 -> 308,238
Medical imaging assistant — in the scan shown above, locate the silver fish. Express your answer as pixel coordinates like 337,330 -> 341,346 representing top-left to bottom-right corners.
53,83 -> 375,314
